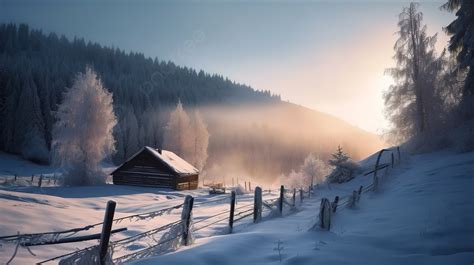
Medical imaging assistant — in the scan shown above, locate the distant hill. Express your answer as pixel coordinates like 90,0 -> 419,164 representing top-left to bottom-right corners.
201,102 -> 384,182
0,23 -> 384,181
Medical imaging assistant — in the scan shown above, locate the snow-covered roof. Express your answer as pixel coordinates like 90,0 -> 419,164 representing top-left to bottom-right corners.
144,146 -> 199,175
112,146 -> 199,176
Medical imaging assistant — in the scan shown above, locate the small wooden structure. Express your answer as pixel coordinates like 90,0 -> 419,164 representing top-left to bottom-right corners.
208,183 -> 226,194
111,146 -> 199,190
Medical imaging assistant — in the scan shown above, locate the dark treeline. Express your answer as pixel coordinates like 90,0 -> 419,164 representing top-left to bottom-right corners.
0,23 -> 280,163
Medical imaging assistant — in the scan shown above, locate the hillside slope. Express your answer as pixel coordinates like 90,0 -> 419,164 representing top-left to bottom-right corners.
0,23 -> 384,182
136,150 -> 474,265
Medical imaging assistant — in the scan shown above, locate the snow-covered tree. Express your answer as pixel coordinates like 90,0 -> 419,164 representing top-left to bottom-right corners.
327,145 -> 359,184
443,0 -> 474,121
301,154 -> 329,187
283,170 -> 305,189
124,109 -> 140,158
328,145 -> 349,167
52,67 -> 117,185
190,111 -> 209,171
163,100 -> 192,160
163,103 -> 210,171
385,3 -> 442,142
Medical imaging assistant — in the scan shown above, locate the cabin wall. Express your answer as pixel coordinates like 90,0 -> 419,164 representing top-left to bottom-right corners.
112,151 -> 199,190
113,151 -> 176,189
176,174 -> 199,190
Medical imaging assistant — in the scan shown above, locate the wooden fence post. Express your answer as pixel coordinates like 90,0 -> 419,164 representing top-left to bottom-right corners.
99,200 -> 116,265
31,174 -> 34,182
300,188 -> 303,204
374,149 -> 385,180
358,186 -> 363,202
245,181 -> 247,192
397,146 -> 401,162
38,175 -> 43,187
181,195 -> 194,246
249,181 -> 252,192
331,196 -> 339,213
391,153 -> 394,168
308,185 -> 311,198
229,191 -> 236,233
14,174 -> 17,182
348,191 -> 357,208
292,188 -> 296,207
253,187 -> 262,223
320,198 -> 331,230
279,185 -> 284,216
373,176 -> 379,191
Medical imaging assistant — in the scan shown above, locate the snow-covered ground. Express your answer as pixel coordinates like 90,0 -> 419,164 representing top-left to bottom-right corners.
136,150 -> 474,265
0,150 -> 473,264
0,152 -> 278,264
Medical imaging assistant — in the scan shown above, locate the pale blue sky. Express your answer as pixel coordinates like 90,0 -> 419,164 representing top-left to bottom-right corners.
0,0 -> 454,134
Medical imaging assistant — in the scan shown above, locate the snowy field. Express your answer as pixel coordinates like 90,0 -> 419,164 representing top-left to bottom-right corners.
0,150 -> 473,264
136,150 -> 474,265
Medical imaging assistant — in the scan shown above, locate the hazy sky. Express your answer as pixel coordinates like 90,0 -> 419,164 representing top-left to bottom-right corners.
0,0 -> 454,134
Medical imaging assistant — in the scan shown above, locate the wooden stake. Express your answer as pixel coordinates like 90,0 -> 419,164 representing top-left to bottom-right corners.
320,198 -> 331,230
229,191 -> 236,233
292,188 -> 296,207
348,191 -> 357,208
358,186 -> 363,202
300,188 -> 303,204
279,185 -> 284,216
331,196 -> 339,213
99,200 -> 116,265
38,175 -> 43,187
253,187 -> 262,223
181,195 -> 194,246
397,146 -> 401,162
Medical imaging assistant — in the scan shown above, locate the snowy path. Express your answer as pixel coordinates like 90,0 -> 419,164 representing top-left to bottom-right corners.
135,151 -> 474,265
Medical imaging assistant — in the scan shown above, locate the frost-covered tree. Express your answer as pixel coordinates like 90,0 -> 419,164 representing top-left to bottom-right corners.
301,154 -> 329,187
443,0 -> 474,120
327,145 -> 359,184
437,50 -> 466,118
328,145 -> 349,167
283,170 -> 305,189
52,67 -> 117,185
190,111 -> 209,171
163,100 -> 192,160
385,3 -> 442,142
124,110 -> 140,158
163,103 -> 210,171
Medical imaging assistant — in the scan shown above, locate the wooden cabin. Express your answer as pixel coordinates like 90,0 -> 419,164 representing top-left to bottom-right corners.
111,146 -> 199,190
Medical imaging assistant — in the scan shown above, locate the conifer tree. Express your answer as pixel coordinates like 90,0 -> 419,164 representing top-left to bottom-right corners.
328,145 -> 349,167
443,0 -> 474,120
